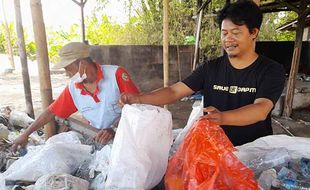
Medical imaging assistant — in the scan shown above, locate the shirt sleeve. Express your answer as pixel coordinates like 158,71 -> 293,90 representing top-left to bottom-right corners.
49,86 -> 78,118
182,63 -> 207,92
255,62 -> 286,105
115,67 -> 139,94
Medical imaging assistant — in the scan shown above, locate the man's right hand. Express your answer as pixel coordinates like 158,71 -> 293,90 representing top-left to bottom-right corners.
119,93 -> 140,107
11,133 -> 29,153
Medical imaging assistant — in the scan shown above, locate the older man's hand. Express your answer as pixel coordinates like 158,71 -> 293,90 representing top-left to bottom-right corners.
95,128 -> 115,144
118,93 -> 141,107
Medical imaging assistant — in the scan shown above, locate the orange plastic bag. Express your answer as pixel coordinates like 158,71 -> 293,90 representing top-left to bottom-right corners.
165,118 -> 258,190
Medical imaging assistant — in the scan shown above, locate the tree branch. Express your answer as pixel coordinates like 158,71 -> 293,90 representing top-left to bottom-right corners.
72,0 -> 81,6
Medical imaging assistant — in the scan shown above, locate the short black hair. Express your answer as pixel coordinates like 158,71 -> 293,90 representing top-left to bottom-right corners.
217,0 -> 263,33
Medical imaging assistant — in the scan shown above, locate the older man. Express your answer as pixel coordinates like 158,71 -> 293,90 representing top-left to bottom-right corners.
13,42 -> 139,150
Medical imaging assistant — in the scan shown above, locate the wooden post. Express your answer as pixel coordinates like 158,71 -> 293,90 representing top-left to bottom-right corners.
283,0 -> 307,117
30,0 -> 56,138
192,0 -> 210,71
1,0 -> 15,70
192,9 -> 203,71
163,0 -> 169,109
14,0 -> 35,118
176,45 -> 182,81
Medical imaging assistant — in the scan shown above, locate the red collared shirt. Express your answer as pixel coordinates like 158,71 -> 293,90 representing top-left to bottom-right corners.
49,64 -> 139,118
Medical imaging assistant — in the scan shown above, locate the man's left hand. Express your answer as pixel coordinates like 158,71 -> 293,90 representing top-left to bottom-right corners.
202,106 -> 224,125
95,128 -> 115,144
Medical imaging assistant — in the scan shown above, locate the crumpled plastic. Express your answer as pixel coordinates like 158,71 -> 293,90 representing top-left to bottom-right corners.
165,118 -> 258,190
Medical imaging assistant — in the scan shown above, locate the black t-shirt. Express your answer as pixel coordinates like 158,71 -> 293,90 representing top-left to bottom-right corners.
183,55 -> 285,146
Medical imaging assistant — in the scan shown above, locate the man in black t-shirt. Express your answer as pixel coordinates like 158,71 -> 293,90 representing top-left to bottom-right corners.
119,0 -> 285,146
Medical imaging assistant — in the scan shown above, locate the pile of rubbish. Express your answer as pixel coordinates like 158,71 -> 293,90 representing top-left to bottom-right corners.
236,135 -> 310,190
0,103 -> 309,190
0,104 -> 173,190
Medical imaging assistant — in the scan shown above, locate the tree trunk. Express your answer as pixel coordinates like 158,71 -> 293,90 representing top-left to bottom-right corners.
30,0 -> 56,139
2,0 -> 15,70
14,0 -> 35,118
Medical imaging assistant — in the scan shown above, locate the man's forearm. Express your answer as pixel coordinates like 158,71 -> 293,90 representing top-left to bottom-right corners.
23,109 -> 55,136
139,82 -> 193,106
222,101 -> 272,126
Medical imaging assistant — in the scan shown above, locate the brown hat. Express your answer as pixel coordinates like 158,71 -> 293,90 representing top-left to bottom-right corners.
53,42 -> 90,69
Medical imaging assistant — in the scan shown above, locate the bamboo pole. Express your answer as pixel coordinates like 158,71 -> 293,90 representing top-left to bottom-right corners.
14,0 -> 34,118
163,0 -> 169,109
30,0 -> 55,139
1,0 -> 15,70
283,0 -> 307,117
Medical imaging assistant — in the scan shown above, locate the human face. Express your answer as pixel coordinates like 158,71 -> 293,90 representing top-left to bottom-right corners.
64,60 -> 80,78
220,19 -> 258,58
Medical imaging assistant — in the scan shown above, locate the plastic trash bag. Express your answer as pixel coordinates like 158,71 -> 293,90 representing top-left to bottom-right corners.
4,143 -> 92,182
88,144 -> 112,179
165,118 -> 258,190
34,173 -> 89,190
170,100 -> 203,156
45,131 -> 83,145
105,104 -> 173,190
235,135 -> 310,160
235,147 -> 290,176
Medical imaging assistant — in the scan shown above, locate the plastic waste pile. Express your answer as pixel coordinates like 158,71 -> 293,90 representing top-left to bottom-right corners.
236,135 -> 310,190
0,104 -> 173,190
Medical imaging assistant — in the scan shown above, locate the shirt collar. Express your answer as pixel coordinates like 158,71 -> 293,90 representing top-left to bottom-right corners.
74,63 -> 103,95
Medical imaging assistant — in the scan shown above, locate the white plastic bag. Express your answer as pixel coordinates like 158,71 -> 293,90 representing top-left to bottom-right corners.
105,104 -> 173,190
4,143 -> 92,182
88,144 -> 112,178
34,173 -> 89,190
235,135 -> 310,160
170,100 -> 203,155
45,131 -> 83,145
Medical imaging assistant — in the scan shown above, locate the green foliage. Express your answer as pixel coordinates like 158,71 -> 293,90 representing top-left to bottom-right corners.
259,11 -> 296,41
46,25 -> 80,63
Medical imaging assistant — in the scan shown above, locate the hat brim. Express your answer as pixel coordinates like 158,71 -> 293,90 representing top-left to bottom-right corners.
52,58 -> 77,70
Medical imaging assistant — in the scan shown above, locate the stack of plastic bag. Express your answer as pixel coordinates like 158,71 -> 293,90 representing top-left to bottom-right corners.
105,104 -> 173,189
165,118 -> 258,190
235,135 -> 310,190
1,132 -> 92,189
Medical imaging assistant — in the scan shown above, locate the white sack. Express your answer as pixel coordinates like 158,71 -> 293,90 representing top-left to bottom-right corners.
34,173 -> 89,190
45,131 -> 83,145
4,143 -> 92,182
105,104 -> 173,190
235,135 -> 310,160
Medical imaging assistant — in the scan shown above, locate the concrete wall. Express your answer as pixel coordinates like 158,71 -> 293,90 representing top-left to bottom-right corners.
90,45 -> 194,91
